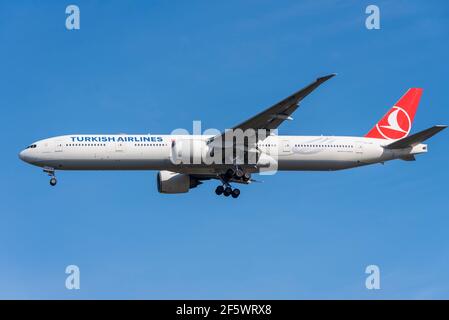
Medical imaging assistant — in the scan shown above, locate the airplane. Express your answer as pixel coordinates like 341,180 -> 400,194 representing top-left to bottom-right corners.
19,74 -> 446,198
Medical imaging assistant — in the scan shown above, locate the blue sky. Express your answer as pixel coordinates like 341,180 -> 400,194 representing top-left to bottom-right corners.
1,0 -> 448,299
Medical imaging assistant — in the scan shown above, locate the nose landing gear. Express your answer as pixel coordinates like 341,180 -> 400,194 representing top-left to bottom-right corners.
50,177 -> 57,186
44,167 -> 57,187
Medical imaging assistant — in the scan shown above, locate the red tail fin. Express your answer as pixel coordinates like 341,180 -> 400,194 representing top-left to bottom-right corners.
365,88 -> 423,140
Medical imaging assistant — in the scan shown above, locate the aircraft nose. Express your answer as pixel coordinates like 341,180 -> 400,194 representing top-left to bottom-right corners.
19,149 -> 30,163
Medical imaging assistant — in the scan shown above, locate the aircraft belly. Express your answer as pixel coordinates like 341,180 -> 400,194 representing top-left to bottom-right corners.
276,149 -> 360,171
35,158 -> 169,170
277,159 -> 358,171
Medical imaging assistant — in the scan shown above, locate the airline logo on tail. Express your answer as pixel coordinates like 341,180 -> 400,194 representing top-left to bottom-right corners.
365,88 -> 422,140
376,106 -> 411,139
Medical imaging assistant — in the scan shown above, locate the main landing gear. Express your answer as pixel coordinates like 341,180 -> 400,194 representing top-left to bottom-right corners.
215,185 -> 240,198
44,167 -> 57,186
224,168 -> 251,182
214,167 -> 250,199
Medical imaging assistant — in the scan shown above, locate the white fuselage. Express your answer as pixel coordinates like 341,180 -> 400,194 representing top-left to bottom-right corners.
18,134 -> 427,174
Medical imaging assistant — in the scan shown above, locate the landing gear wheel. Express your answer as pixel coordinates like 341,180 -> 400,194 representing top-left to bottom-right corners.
215,185 -> 224,195
231,188 -> 240,198
235,169 -> 244,178
225,169 -> 235,179
223,186 -> 232,197
49,177 -> 57,186
243,172 -> 251,181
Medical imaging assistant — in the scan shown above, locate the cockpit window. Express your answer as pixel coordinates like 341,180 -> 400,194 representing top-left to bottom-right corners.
26,144 -> 37,149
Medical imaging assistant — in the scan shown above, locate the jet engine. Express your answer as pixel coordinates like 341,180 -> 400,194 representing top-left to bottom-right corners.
156,170 -> 201,194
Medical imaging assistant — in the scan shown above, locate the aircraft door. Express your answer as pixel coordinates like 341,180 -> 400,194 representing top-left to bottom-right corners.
281,139 -> 291,153
115,141 -> 125,152
354,142 -> 363,159
55,140 -> 64,152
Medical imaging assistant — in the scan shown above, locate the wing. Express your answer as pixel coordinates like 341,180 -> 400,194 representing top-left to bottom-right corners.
208,73 -> 336,146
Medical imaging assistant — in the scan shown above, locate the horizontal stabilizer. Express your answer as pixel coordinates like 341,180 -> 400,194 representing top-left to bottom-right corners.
384,125 -> 447,149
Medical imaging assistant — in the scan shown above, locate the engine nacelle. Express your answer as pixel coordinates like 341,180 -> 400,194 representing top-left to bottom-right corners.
156,170 -> 200,194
